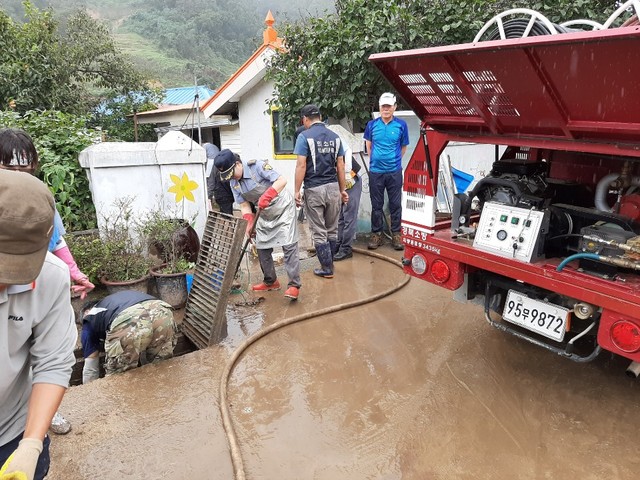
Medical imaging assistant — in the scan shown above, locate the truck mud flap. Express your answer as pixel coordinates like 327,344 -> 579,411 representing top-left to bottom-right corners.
483,282 -> 601,363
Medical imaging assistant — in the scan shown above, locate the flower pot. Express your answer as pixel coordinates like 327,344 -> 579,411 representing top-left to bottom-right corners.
100,275 -> 150,295
150,265 -> 188,309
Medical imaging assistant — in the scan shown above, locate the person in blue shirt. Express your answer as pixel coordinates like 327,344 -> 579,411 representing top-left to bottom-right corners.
363,93 -> 410,251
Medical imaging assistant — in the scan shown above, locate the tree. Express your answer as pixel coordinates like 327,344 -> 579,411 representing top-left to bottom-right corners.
266,0 -> 615,133
0,110 -> 101,231
0,1 -> 152,114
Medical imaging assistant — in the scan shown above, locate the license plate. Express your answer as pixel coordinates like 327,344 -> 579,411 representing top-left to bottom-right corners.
502,290 -> 570,342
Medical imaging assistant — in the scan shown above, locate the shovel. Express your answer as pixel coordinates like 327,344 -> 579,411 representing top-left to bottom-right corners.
233,207 -> 262,277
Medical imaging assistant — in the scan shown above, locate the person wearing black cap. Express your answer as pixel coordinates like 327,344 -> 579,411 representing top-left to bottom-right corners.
204,143 -> 234,215
214,149 -> 301,300
293,104 -> 348,279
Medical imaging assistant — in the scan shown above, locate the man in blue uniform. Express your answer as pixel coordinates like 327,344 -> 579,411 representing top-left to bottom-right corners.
294,104 -> 348,278
363,93 -> 410,251
214,149 -> 301,300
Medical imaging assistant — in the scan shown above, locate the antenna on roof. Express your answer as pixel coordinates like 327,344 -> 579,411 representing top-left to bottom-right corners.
195,75 -> 202,145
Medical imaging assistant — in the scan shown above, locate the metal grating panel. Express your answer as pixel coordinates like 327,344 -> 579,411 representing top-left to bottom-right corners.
182,212 -> 247,348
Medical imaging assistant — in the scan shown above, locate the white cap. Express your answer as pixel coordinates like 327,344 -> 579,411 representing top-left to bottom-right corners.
379,92 -> 397,106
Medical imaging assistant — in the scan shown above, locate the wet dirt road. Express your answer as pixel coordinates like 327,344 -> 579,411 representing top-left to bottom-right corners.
49,243 -> 640,479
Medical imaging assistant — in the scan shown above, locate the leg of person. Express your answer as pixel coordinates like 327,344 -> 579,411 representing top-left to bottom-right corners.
282,242 -> 301,300
104,305 -> 154,375
324,182 -> 342,257
388,169 -> 404,250
252,247 -> 281,291
219,201 -> 234,216
335,202 -> 346,256
335,178 -> 362,261
368,171 -> 385,249
0,433 -> 50,480
142,300 -> 178,362
305,186 -> 333,277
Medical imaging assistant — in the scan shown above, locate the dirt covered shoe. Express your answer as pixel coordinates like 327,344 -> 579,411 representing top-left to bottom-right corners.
367,233 -> 382,250
392,233 -> 404,251
251,280 -> 281,291
50,411 -> 72,435
284,286 -> 299,300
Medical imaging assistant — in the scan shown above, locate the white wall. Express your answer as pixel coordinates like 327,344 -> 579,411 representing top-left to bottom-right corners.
79,131 -> 208,240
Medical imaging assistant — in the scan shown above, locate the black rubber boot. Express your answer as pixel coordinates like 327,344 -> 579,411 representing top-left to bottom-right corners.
329,239 -> 338,256
313,242 -> 334,278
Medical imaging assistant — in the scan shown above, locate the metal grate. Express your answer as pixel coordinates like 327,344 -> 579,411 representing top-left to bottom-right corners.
182,212 -> 247,348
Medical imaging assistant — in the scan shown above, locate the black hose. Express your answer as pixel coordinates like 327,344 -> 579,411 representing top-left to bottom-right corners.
487,18 -> 572,40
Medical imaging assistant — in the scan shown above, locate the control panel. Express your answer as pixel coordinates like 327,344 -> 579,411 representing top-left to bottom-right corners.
472,202 -> 549,262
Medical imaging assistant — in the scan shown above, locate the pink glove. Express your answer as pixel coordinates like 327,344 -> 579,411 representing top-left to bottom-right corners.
53,245 -> 95,299
258,187 -> 278,209
243,213 -> 255,238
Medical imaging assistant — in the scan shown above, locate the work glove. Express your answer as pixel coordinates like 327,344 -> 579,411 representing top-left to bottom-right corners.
53,245 -> 95,299
243,213 -> 255,238
83,356 -> 100,384
0,437 -> 43,480
345,178 -> 355,190
258,187 -> 278,209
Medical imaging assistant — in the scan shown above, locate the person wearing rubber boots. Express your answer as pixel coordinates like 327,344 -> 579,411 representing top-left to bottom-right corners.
214,149 -> 301,300
294,104 -> 348,278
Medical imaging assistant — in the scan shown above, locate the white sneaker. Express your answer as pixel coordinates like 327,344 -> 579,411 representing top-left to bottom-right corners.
50,412 -> 72,435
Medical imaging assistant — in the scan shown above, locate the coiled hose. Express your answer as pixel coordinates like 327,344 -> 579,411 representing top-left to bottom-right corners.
487,18 -> 574,40
219,247 -> 411,480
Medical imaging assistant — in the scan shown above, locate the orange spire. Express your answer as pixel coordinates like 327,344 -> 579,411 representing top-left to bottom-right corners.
263,10 -> 280,46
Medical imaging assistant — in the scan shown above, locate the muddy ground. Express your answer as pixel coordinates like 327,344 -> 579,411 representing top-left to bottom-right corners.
49,236 -> 639,479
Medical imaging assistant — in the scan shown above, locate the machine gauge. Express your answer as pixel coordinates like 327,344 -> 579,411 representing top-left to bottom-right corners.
496,229 -> 508,241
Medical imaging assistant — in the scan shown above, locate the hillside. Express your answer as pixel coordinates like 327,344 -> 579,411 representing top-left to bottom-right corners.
1,0 -> 335,89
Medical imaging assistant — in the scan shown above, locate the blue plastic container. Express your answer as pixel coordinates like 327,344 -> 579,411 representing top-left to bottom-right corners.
185,273 -> 194,293
451,167 -> 474,193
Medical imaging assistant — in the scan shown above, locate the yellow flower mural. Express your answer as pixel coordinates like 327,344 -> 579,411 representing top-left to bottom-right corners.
168,173 -> 198,203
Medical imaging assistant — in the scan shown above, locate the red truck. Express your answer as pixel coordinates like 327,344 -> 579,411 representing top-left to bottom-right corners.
369,20 -> 640,374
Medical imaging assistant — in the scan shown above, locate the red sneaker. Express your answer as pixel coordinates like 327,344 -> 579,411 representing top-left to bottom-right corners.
284,286 -> 299,300
252,280 -> 281,291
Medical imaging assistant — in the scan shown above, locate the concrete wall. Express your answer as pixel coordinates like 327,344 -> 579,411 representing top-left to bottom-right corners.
79,131 -> 208,240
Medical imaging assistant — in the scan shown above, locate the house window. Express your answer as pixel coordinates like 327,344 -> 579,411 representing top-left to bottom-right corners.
272,109 -> 296,157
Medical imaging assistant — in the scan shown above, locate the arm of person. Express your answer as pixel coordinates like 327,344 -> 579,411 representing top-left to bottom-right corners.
293,134 -> 308,207
1,384 -> 66,479
336,155 -> 349,204
23,383 -> 66,441
51,237 -> 95,299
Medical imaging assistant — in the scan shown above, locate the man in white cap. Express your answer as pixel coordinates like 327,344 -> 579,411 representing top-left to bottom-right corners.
363,92 -> 410,251
0,170 -> 77,480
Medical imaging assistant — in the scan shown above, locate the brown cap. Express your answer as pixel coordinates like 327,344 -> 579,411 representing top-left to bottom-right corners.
0,170 -> 55,284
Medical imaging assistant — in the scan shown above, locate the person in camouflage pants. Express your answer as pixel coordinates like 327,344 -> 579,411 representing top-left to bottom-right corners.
80,291 -> 177,383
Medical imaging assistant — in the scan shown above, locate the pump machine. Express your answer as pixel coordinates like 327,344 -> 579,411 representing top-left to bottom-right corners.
369,4 -> 640,373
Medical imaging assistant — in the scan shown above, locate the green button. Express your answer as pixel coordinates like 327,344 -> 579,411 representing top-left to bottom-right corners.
511,217 -> 519,225
500,215 -> 508,222
525,220 -> 532,227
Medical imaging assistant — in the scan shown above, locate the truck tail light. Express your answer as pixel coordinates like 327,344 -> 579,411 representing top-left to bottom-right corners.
610,320 -> 640,353
411,254 -> 428,275
431,259 -> 451,284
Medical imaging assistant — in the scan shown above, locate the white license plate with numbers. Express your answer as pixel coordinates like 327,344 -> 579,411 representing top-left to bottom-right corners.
502,290 -> 570,342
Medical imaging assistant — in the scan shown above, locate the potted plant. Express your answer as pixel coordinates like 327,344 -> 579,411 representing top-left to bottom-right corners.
99,198 -> 155,294
143,210 -> 199,308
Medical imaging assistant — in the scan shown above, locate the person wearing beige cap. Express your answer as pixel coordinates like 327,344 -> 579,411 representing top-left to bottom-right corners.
0,170 -> 77,480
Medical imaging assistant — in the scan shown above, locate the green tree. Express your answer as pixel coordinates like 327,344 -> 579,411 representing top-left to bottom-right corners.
0,110 -> 101,231
0,1 -> 152,114
267,0 -> 615,133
